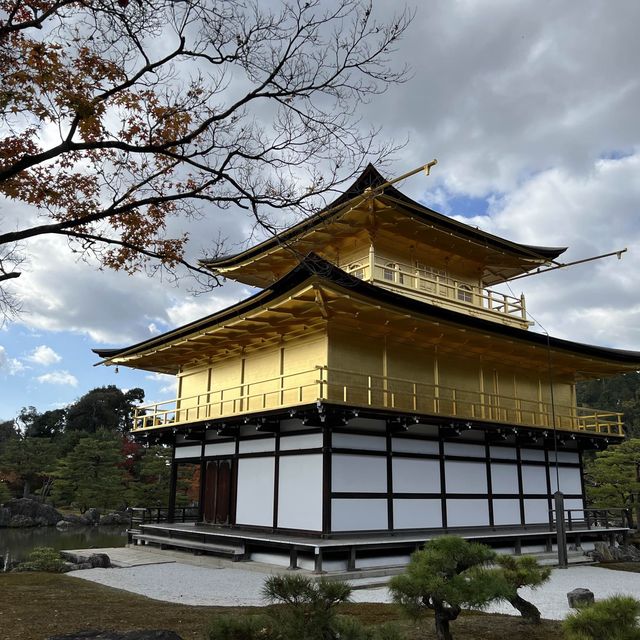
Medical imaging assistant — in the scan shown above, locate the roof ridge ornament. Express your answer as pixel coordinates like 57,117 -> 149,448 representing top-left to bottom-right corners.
363,159 -> 438,198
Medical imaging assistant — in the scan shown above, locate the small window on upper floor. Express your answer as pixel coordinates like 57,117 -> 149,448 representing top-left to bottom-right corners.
457,283 -> 473,303
416,263 -> 447,292
349,263 -> 364,279
383,262 -> 405,284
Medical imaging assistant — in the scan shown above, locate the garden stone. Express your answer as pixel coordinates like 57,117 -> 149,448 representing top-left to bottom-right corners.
84,508 -> 101,525
100,511 -> 130,526
9,514 -> 36,527
62,513 -> 92,526
60,551 -> 86,564
0,507 -> 10,527
88,553 -> 111,568
567,588 -> 595,608
3,498 -> 62,525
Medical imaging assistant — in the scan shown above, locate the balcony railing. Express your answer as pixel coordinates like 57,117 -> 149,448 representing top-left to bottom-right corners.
346,258 -> 528,326
132,366 -> 623,437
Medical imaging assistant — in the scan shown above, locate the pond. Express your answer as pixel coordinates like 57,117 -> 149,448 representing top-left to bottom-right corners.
0,525 -> 128,564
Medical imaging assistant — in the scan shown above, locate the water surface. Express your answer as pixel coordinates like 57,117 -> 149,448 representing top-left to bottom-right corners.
0,525 -> 127,563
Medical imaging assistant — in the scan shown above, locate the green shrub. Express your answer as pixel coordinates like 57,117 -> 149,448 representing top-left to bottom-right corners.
14,547 -> 66,573
206,614 -> 273,640
263,574 -> 353,640
563,595 -> 640,640
0,481 -> 11,505
208,575 -> 391,640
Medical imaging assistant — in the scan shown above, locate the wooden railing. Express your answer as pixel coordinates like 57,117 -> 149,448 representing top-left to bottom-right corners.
132,366 -> 623,437
318,367 -> 623,436
348,258 -> 527,324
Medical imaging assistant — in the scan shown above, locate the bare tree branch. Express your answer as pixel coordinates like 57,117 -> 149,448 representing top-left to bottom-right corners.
0,0 -> 413,321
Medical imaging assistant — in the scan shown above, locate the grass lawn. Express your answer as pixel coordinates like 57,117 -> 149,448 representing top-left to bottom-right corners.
1,572 -> 564,640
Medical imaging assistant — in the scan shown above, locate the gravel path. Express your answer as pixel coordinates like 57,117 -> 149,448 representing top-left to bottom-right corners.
69,563 -> 640,619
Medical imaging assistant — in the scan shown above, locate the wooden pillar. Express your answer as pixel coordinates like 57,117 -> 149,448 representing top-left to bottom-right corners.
555,491 -> 568,569
321,425 -> 332,536
168,439 -> 178,524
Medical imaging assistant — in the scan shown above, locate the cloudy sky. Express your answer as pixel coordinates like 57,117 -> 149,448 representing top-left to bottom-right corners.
2,0 -> 640,422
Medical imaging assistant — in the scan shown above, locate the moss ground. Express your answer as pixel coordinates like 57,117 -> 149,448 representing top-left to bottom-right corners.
1,572 -> 563,639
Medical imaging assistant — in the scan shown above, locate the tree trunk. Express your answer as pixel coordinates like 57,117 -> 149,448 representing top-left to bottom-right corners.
433,603 -> 460,640
434,613 -> 453,640
22,479 -> 31,498
509,594 -> 542,624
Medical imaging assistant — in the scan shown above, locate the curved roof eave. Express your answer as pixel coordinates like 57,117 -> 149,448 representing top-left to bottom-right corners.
201,164 -> 567,271
94,253 -> 640,369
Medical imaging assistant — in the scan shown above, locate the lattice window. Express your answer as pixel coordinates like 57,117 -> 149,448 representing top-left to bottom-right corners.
457,283 -> 473,303
383,262 -> 405,284
416,263 -> 448,292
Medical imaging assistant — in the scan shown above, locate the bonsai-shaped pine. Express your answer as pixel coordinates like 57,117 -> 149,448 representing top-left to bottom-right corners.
263,574 -> 353,639
563,595 -> 640,640
493,555 -> 551,624
208,574 -> 399,640
389,536 -> 506,640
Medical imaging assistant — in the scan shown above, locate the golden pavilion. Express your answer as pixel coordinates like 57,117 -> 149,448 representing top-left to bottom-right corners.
95,165 -> 639,571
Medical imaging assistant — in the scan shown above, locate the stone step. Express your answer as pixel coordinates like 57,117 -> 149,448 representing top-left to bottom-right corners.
132,533 -> 244,559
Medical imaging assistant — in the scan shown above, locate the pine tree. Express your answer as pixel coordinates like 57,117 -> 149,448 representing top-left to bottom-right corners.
389,536 -> 506,640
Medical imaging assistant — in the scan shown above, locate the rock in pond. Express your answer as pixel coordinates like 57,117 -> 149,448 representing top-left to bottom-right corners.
2,498 -> 62,526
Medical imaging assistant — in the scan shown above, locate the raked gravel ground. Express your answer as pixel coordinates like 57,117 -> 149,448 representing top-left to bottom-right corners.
68,563 -> 640,619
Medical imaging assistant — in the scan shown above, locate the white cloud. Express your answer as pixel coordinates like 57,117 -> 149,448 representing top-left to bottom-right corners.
0,0 -> 638,395
36,370 -> 79,387
455,153 -> 640,348
25,345 -> 62,366
0,345 -> 25,375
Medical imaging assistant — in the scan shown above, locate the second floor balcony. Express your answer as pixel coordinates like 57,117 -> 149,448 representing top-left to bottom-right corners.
343,256 -> 529,329
132,366 -> 623,438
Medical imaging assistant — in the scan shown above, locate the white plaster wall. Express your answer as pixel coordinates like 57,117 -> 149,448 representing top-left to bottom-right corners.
277,454 -> 323,531
521,465 -> 548,494
174,445 -> 201,459
549,466 -> 583,494
332,454 -> 387,492
555,451 -> 580,464
447,499 -> 490,527
204,441 -> 236,457
443,442 -> 485,457
332,499 -> 388,531
490,446 -> 517,460
490,464 -> 520,494
520,448 -> 546,461
332,433 -> 386,451
279,433 -> 323,451
524,498 -> 550,524
492,499 -> 521,525
235,457 -> 275,527
394,499 -> 442,528
392,458 -> 440,493
239,438 -> 275,454
445,461 -> 487,494
564,497 -> 585,519
392,438 -> 439,455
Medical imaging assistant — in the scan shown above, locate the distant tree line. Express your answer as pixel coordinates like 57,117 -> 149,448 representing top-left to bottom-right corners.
0,386 -> 186,513
2,374 -> 639,517
577,373 -> 640,523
